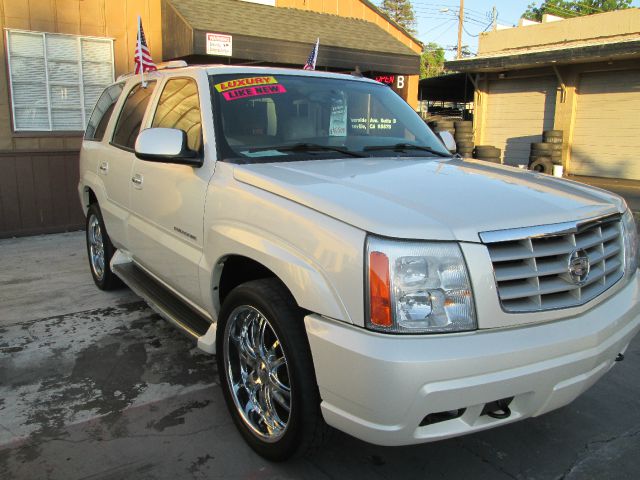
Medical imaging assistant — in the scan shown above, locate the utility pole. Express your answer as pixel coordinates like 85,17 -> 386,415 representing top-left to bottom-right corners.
457,0 -> 464,59
492,5 -> 498,30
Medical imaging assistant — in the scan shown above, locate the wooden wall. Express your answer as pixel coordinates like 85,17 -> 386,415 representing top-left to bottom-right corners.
0,152 -> 82,238
0,0 -> 161,237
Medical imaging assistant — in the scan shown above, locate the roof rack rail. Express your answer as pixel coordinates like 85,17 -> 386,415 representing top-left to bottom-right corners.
157,60 -> 188,70
116,60 -> 188,81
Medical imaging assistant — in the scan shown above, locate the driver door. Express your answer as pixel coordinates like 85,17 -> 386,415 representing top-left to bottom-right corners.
127,76 -> 212,305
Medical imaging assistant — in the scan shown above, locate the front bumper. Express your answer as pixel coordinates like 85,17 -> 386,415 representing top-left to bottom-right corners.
304,273 -> 640,446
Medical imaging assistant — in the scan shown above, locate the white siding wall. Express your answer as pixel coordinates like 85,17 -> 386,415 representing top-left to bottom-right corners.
483,77 -> 557,166
570,70 -> 640,180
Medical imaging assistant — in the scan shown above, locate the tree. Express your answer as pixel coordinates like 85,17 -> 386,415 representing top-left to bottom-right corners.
420,43 -> 445,79
379,0 -> 417,34
522,0 -> 632,21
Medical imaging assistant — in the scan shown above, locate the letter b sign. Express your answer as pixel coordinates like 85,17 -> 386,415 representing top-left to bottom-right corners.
396,75 -> 405,89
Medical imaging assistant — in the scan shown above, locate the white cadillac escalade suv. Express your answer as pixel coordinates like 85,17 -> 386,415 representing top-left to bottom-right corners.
78,64 -> 640,461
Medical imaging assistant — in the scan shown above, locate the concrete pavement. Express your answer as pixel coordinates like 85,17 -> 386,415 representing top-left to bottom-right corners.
1,232 -> 639,480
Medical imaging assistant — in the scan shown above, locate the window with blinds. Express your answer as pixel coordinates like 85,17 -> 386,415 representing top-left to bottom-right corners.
6,30 -> 114,132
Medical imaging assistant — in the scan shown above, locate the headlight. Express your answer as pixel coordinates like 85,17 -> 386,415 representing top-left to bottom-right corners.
622,208 -> 639,277
366,236 -> 476,334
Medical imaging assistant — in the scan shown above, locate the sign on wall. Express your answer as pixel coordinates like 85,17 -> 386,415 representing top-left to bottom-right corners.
206,33 -> 232,56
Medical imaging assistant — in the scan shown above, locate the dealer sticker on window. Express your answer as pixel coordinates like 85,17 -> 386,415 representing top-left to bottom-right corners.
215,76 -> 287,101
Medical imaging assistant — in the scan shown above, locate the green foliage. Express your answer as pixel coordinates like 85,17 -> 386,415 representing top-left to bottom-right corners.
379,0 -> 417,34
522,0 -> 632,21
420,43 -> 445,79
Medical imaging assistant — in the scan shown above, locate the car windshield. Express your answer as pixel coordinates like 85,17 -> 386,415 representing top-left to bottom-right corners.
209,73 -> 451,163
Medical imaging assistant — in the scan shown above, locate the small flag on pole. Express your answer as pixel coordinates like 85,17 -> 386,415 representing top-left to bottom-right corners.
134,16 -> 157,83
303,38 -> 319,71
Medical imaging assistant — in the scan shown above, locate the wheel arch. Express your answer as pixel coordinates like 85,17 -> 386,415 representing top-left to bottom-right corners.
205,225 -> 352,325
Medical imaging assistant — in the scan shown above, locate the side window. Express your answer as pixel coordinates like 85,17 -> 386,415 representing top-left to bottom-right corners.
85,83 -> 124,141
152,78 -> 202,151
111,81 -> 156,150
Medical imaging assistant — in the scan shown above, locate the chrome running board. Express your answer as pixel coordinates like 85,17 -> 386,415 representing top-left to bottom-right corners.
113,261 -> 214,348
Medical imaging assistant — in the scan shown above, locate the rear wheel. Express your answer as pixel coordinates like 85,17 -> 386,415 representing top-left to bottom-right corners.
217,279 -> 329,461
85,203 -> 122,290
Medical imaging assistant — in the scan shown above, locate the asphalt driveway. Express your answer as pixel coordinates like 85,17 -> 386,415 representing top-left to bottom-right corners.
1,231 -> 639,480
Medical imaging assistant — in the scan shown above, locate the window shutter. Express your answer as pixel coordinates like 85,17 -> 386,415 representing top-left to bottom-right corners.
47,34 -> 83,130
8,31 -> 49,130
7,30 -> 114,132
81,39 -> 114,124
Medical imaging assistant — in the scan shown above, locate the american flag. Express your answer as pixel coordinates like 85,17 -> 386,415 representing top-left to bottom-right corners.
303,38 -> 319,71
134,16 -> 157,74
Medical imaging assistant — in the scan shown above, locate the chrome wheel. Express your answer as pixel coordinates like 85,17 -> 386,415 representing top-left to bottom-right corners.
88,214 -> 105,281
223,305 -> 291,442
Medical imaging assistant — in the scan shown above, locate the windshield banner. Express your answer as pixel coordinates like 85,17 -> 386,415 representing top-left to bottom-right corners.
221,84 -> 287,101
215,76 -> 278,92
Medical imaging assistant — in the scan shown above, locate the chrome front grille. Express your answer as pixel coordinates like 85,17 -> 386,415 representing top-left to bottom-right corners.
482,215 -> 624,313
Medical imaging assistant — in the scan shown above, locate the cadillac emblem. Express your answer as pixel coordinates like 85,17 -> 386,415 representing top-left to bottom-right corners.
568,249 -> 590,285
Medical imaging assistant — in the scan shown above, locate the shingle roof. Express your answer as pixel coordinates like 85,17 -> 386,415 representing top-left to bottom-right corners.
169,0 -> 418,57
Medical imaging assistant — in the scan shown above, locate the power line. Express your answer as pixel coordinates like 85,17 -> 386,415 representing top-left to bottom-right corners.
413,8 -> 490,27
411,0 -> 489,18
421,18 -> 458,41
574,1 -> 606,13
461,19 -> 492,37
412,4 -> 489,22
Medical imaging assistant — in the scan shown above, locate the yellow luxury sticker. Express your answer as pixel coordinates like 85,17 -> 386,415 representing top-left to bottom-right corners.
215,76 -> 278,92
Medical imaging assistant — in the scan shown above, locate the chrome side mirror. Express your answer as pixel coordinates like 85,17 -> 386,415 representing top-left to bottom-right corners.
134,128 -> 202,167
438,131 -> 456,153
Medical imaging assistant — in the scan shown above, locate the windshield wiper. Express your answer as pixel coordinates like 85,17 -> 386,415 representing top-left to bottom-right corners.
248,143 -> 366,158
363,143 -> 451,158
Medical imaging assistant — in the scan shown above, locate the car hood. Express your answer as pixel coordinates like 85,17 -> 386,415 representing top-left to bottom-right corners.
233,157 -> 625,242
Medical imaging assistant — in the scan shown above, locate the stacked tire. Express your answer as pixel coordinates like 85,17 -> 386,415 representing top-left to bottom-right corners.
528,130 -> 563,174
454,121 -> 474,157
473,145 -> 501,163
429,120 -> 455,137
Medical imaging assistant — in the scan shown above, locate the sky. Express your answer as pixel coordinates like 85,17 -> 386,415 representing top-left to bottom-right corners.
374,0 -> 640,59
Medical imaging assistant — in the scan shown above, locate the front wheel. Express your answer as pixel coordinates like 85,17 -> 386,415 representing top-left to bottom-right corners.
216,279 -> 329,461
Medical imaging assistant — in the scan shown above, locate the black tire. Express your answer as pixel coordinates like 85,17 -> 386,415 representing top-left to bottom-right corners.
457,141 -> 474,148
454,120 -> 472,128
475,147 -> 501,157
529,157 -> 554,174
216,279 -> 329,461
85,203 -> 123,290
532,149 -> 561,155
531,142 -> 552,151
543,136 -> 563,144
543,129 -> 563,138
455,129 -> 473,134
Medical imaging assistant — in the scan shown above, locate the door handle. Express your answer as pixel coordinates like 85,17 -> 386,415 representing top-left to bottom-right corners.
131,174 -> 143,188
99,161 -> 108,174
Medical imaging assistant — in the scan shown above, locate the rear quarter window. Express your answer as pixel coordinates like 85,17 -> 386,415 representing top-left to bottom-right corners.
111,81 -> 156,150
84,83 -> 124,141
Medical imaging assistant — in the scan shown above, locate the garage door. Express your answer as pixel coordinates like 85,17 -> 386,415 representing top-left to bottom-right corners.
483,77 -> 557,166
570,70 -> 640,180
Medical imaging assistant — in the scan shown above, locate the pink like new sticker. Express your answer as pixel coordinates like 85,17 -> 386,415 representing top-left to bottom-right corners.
222,84 -> 287,101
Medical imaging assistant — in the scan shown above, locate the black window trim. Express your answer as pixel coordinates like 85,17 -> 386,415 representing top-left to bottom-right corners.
84,81 -> 126,143
109,80 -> 157,153
150,75 -> 205,158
